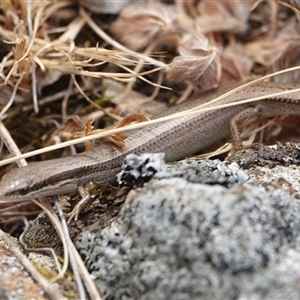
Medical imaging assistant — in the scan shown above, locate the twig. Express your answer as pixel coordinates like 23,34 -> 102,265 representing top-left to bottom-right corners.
0,74 -> 24,119
0,121 -> 27,167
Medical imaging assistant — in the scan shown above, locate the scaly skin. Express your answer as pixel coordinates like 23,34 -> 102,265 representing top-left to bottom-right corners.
0,82 -> 300,201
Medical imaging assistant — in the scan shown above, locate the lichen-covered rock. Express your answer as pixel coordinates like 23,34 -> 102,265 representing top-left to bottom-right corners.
77,162 -> 300,300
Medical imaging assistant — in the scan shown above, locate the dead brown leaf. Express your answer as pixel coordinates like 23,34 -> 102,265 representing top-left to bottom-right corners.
245,20 -> 300,67
75,0 -> 131,14
100,113 -> 149,149
168,27 -> 221,90
111,2 -> 173,50
221,37 -> 253,83
197,0 -> 254,33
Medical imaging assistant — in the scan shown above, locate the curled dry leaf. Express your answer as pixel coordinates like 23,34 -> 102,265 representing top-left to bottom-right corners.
65,118 -> 95,150
221,38 -> 253,83
168,28 -> 221,90
111,2 -> 173,50
197,0 -> 254,33
84,118 -> 95,150
72,114 -> 149,149
12,22 -> 30,72
245,21 -> 300,67
49,116 -> 84,144
75,0 -> 132,14
100,113 -> 149,148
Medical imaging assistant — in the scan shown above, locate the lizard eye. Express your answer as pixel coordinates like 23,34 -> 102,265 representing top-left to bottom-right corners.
19,188 -> 29,196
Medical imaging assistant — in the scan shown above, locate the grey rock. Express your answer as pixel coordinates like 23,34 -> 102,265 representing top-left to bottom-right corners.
156,159 -> 249,186
77,159 -> 300,300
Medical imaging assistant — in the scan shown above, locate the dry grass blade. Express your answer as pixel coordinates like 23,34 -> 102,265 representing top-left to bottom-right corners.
79,7 -> 168,68
54,199 -> 86,300
0,121 -> 26,167
55,199 -> 101,300
1,67 -> 300,167
0,22 -> 142,82
31,199 -> 69,282
0,3 -> 159,117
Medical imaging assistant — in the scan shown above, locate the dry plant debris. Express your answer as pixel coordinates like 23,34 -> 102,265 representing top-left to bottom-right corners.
1,0 -> 300,164
1,0 -> 300,299
167,26 -> 221,89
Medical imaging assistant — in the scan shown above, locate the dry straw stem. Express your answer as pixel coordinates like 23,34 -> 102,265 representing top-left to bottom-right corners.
79,7 -> 168,68
0,4 -> 166,105
31,198 -> 70,283
19,219 -> 63,276
54,199 -> 101,300
1,66 -> 300,167
31,197 -> 102,299
0,0 -> 168,173
0,121 -> 27,167
196,120 -> 273,159
1,22 -> 143,83
253,0 -> 300,15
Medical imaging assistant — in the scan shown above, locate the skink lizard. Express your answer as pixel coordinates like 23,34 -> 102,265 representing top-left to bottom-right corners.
0,82 -> 300,201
